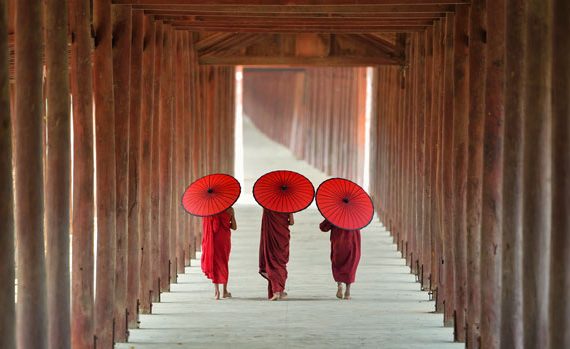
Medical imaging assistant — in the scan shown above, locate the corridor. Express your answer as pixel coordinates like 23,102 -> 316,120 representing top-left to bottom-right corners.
117,118 -> 459,349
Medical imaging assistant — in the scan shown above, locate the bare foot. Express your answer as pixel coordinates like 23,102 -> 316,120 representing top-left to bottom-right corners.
336,284 -> 343,299
214,292 -> 220,300
279,292 -> 288,300
223,291 -> 232,299
269,293 -> 280,301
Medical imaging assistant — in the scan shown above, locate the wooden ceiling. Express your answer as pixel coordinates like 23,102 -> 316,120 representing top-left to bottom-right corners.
109,1 -> 467,66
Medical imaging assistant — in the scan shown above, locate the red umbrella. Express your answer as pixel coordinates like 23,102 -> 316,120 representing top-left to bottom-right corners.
182,173 -> 241,217
253,170 -> 315,213
316,178 -> 374,230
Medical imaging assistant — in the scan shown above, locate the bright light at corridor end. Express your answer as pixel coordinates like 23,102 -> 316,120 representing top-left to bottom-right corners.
234,66 -> 244,185
363,67 -> 373,193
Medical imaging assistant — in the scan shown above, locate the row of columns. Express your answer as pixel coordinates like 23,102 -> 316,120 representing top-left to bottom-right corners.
0,1 -> 236,348
369,2 -> 569,348
243,67 -> 368,184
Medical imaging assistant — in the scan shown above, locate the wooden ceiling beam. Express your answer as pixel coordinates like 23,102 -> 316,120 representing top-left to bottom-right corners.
194,32 -> 235,51
126,4 -> 456,13
163,19 -> 436,26
114,0 -> 466,5
198,55 -> 401,66
148,12 -> 447,19
199,33 -> 262,56
170,24 -> 429,33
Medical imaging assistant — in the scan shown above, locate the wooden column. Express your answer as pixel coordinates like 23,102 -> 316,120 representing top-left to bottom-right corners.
127,9 -> 143,329
175,31 -> 186,274
150,21 -> 163,300
480,1 -> 505,347
421,28 -> 433,289
522,1 -> 552,348
0,1 -> 15,348
158,25 -> 172,291
93,0 -> 116,346
183,32 -> 194,265
452,4 -> 470,343
112,5 -> 132,343
139,15 -> 155,313
69,0 -> 94,346
500,0 -> 525,346
14,0 -> 47,348
45,0 -> 71,347
550,1 -> 570,347
466,0 -> 486,343
441,13 -> 455,326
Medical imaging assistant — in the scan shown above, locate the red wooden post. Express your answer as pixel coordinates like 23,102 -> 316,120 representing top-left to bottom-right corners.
550,1 -> 570,347
151,21 -> 163,301
139,15 -> 156,313
14,0 -> 47,348
175,31 -> 186,274
127,9 -> 144,329
112,5 -> 132,343
480,0 -> 506,347
93,0 -> 117,346
523,1 -> 553,348
466,0 -> 486,344
500,1 -> 525,347
69,0 -> 95,346
159,25 -> 173,291
45,0 -> 71,347
183,32 -> 194,265
452,4 -> 470,343
0,1 -> 15,348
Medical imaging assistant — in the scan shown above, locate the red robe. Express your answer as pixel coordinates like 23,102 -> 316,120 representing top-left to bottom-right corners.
259,209 -> 291,299
201,211 -> 232,284
320,219 -> 361,284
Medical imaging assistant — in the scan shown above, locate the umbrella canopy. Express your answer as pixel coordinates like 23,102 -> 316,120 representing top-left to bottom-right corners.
253,170 -> 315,213
316,178 -> 374,230
182,173 -> 241,217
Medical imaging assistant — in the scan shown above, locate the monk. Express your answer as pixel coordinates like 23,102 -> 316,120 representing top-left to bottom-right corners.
259,209 -> 294,301
201,207 -> 237,300
319,219 -> 361,300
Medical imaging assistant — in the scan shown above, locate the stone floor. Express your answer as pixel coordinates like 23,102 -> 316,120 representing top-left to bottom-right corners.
116,117 -> 460,349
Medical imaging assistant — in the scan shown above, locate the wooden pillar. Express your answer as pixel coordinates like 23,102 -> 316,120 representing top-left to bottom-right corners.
421,28 -> 433,289
550,1 -> 570,347
127,9 -> 143,329
45,0 -> 71,347
175,32 -> 186,274
93,0 -> 116,346
158,25 -> 172,291
500,0 -> 525,347
466,0 -> 486,344
0,1 -> 15,348
441,13 -> 456,326
14,0 -> 47,348
151,21 -> 163,300
69,0 -> 94,346
480,1 -> 506,347
139,15 -> 155,313
112,5 -> 132,343
452,4 -> 470,343
522,1 -> 552,348
183,32 -> 194,265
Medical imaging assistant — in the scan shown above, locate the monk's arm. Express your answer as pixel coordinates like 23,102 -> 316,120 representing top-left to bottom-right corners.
288,213 -> 295,226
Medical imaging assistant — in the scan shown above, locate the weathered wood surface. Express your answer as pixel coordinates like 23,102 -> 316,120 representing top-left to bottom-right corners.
14,0 -> 47,348
45,0 -> 71,347
69,0 -> 95,347
93,0 -> 117,347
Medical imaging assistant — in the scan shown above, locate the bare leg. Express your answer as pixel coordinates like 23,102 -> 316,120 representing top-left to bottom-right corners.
214,284 -> 220,300
222,283 -> 232,298
336,282 -> 343,299
344,283 -> 351,300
